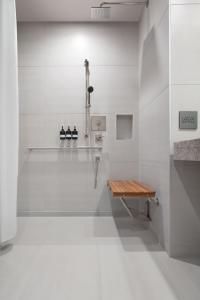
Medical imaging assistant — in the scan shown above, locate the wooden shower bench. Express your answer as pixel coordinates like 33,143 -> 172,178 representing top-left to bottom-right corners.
107,180 -> 158,220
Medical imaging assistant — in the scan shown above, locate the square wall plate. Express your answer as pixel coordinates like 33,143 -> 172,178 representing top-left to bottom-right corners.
179,111 -> 198,130
91,116 -> 106,131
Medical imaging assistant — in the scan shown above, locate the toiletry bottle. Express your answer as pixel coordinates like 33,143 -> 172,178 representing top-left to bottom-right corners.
72,126 -> 78,140
65,126 -> 72,140
60,126 -> 66,140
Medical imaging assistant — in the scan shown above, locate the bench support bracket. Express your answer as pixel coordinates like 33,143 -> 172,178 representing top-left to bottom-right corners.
120,196 -> 159,221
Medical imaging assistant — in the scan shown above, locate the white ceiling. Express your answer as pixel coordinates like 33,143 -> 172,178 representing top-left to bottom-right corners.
16,0 -> 145,22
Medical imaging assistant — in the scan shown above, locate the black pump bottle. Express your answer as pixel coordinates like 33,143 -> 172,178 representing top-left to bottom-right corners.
60,126 -> 66,140
72,126 -> 78,140
66,126 -> 72,140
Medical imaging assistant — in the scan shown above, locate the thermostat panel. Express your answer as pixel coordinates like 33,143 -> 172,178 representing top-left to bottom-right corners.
179,111 -> 198,130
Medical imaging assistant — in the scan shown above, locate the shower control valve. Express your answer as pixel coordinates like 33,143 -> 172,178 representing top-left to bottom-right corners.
95,134 -> 103,143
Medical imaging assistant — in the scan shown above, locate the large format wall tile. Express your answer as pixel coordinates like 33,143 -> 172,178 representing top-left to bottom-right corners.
18,23 -> 139,214
18,23 -> 138,67
171,0 -> 200,3
170,160 -> 200,256
170,2 -> 200,257
18,140 -> 139,214
140,161 -> 170,251
171,4 -> 200,84
171,85 -> 200,145
18,159 -> 139,214
139,0 -> 168,50
18,161 -> 111,213
19,65 -> 138,115
140,9 -> 169,109
19,67 -> 46,114
146,0 -> 169,33
91,66 -> 138,114
139,2 -> 170,253
140,88 -> 169,164
109,161 -> 139,180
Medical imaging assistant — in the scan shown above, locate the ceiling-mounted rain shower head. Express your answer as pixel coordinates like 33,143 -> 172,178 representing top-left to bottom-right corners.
91,6 -> 111,20
91,1 -> 149,20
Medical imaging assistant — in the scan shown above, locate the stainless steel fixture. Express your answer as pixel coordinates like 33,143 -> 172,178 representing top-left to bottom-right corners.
84,59 -> 94,138
94,156 -> 101,189
27,146 -> 103,151
120,196 -> 159,221
91,1 -> 149,20
27,146 -> 103,190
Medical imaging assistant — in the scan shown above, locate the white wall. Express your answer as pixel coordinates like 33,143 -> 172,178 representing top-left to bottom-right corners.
17,22 -> 139,215
139,0 -> 170,251
0,0 -> 18,243
170,1 -> 200,256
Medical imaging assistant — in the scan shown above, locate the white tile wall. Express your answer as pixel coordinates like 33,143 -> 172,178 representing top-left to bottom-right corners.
171,0 -> 200,4
140,11 -> 169,109
91,66 -> 138,114
19,65 -> 138,115
18,23 -> 139,67
140,88 -> 170,164
171,5 -> 200,84
140,0 -> 200,257
171,85 -> 200,144
140,161 -> 170,248
18,22 -> 139,215
139,0 -> 169,46
170,160 -> 200,256
139,1 -> 170,252
170,2 -> 200,256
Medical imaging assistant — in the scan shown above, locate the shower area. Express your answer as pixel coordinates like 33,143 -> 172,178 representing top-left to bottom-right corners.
17,20 -> 140,217
2,1 -> 200,299
1,0 -> 200,260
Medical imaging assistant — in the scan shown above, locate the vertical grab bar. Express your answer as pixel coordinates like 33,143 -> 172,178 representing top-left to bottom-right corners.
94,156 -> 100,189
84,59 -> 90,138
84,59 -> 94,138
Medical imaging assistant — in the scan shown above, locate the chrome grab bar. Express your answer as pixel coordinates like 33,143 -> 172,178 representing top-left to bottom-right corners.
94,156 -> 100,189
27,146 -> 103,151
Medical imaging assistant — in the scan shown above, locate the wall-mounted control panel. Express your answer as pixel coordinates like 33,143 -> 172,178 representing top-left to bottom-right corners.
91,116 -> 106,131
179,111 -> 198,130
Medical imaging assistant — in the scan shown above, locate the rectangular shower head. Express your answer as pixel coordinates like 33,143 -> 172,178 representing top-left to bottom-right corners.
91,7 -> 111,20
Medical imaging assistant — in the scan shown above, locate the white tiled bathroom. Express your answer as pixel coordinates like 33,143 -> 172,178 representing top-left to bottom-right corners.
1,1 -> 200,299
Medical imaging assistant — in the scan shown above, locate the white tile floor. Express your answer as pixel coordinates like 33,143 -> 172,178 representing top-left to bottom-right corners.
0,217 -> 200,300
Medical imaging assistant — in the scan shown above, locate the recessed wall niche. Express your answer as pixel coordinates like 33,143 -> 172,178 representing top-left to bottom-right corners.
116,114 -> 133,140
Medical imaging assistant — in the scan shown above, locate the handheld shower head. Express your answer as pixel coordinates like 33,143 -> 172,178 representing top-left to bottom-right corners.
88,86 -> 94,94
87,86 -> 94,108
84,59 -> 89,67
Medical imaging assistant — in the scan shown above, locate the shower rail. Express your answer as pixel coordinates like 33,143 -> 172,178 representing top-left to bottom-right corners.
27,146 -> 103,151
84,59 -> 94,138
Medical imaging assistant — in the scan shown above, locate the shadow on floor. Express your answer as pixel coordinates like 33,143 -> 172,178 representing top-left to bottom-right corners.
112,215 -> 163,252
0,243 -> 13,256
